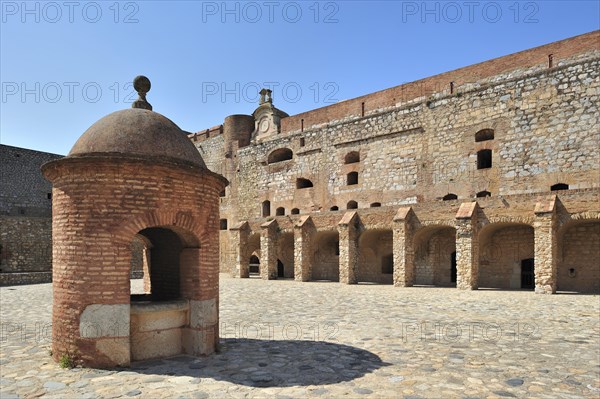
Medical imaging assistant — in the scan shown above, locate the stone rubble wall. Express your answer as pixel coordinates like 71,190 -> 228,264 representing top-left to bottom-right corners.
0,216 -> 52,285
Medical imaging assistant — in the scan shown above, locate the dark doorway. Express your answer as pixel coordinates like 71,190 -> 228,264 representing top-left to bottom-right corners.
450,251 -> 457,283
137,227 -> 184,301
521,258 -> 534,289
277,259 -> 284,278
381,254 -> 393,274
249,255 -> 260,275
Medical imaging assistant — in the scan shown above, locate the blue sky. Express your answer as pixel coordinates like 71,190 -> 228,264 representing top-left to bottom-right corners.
1,1 -> 599,155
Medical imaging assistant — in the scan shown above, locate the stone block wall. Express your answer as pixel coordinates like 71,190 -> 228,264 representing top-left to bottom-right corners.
217,49 -> 599,232
0,145 -> 62,285
190,32 -> 599,294
558,222 -> 600,293
279,31 -> 599,134
0,216 -> 52,285
0,145 -> 62,217
479,225 -> 535,289
414,228 -> 456,286
311,231 -> 340,281
357,230 -> 393,284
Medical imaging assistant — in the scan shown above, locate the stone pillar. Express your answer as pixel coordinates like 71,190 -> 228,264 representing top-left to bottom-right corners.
229,221 -> 250,278
455,202 -> 480,290
294,216 -> 315,282
534,196 -> 559,294
260,219 -> 278,280
338,211 -> 360,284
393,207 -> 417,287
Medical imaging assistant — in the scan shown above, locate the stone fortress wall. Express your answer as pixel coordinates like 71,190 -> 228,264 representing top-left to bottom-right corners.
0,145 -> 62,285
192,30 -> 600,294
1,31 -> 599,292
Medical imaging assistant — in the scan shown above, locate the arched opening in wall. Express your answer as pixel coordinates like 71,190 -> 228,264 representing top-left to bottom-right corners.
291,208 -> 300,215
347,201 -> 358,209
312,231 -> 340,282
357,229 -> 393,284
249,255 -> 260,276
130,235 -> 151,295
370,202 -> 381,208
129,226 -> 201,362
344,151 -> 360,164
475,129 -> 494,142
413,226 -> 457,286
262,200 -> 271,217
219,219 -> 228,230
247,234 -> 261,277
347,172 -> 358,185
296,178 -> 313,189
551,183 -> 569,191
557,220 -> 600,294
132,228 -> 182,301
477,149 -> 492,169
442,194 -> 457,201
275,207 -> 285,216
268,148 -> 293,164
478,223 -> 534,290
276,232 -> 295,279
330,206 -> 339,211
476,191 -> 491,198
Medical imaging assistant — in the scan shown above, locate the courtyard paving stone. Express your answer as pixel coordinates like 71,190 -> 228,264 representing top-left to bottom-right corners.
0,274 -> 599,398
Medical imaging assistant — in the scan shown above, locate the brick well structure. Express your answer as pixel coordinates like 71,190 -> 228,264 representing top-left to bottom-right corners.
42,77 -> 227,368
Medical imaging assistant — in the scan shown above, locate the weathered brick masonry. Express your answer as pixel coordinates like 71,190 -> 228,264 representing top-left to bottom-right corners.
193,31 -> 600,294
43,88 -> 227,368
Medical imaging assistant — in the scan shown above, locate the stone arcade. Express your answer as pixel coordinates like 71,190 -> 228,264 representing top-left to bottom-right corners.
193,31 -> 600,294
1,32 -> 599,295
42,77 -> 227,368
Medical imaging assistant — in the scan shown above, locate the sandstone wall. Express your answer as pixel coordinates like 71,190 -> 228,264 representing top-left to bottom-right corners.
224,52 -> 599,226
479,225 -> 535,289
557,221 -> 600,293
191,34 -> 599,280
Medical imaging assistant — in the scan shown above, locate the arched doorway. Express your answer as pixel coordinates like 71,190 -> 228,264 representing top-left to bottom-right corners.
413,226 -> 457,286
312,231 -> 340,281
249,254 -> 260,276
276,232 -> 295,279
357,229 -> 393,284
478,223 -> 534,290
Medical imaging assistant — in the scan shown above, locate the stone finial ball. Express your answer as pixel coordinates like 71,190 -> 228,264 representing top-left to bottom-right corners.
133,75 -> 151,94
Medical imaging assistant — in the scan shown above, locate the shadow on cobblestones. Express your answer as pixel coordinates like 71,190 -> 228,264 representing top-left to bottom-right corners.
130,338 -> 389,387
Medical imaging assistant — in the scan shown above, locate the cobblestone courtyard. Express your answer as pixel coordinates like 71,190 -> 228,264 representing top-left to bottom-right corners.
1,275 -> 599,398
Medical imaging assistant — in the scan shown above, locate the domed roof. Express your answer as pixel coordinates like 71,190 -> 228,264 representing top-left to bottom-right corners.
68,108 -> 206,169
